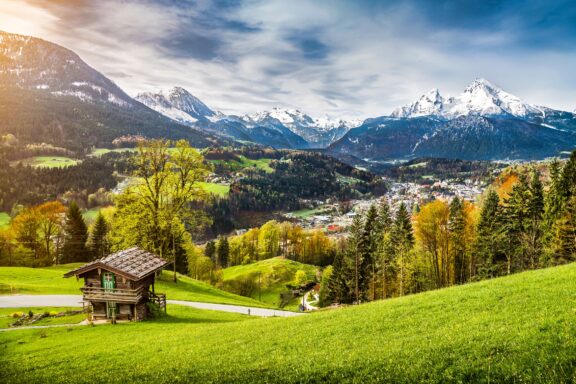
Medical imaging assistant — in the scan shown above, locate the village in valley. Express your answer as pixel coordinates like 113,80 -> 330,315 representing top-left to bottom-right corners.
282,177 -> 486,234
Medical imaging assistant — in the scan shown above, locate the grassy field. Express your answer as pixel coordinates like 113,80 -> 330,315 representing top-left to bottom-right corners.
90,148 -> 138,157
11,156 -> 79,168
290,206 -> 329,219
0,264 -> 267,308
1,263 -> 575,383
197,181 -> 230,197
0,212 -> 10,228
223,257 -> 318,309
210,155 -> 274,173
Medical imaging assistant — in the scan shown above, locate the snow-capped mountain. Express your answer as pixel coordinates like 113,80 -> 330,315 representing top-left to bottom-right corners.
243,107 -> 361,147
136,87 -> 217,124
330,79 -> 576,161
0,30 -> 217,149
391,79 -> 543,118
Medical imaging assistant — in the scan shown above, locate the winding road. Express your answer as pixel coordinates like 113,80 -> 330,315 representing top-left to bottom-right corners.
0,295 -> 304,318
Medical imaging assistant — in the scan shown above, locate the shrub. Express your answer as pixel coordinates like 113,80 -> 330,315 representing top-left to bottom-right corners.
146,302 -> 162,318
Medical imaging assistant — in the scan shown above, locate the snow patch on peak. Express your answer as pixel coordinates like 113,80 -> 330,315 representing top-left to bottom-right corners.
391,88 -> 444,118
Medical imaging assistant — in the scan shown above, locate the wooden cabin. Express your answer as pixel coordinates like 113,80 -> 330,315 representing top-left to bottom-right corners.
64,247 -> 168,322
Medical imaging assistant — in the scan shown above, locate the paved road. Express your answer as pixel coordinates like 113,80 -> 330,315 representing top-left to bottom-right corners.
0,295 -> 304,318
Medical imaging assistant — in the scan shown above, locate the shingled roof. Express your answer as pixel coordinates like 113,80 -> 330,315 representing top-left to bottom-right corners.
64,247 -> 169,280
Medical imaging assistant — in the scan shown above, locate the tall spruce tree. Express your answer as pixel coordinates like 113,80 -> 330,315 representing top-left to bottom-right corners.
204,240 -> 216,263
360,204 -> 379,301
391,203 -> 414,296
376,200 -> 394,299
553,195 -> 576,264
326,250 -> 347,305
61,202 -> 89,263
217,236 -> 230,267
560,151 -> 576,200
503,173 -> 530,273
449,197 -> 467,284
525,170 -> 544,269
475,190 -> 504,278
90,212 -> 109,260
346,213 -> 367,304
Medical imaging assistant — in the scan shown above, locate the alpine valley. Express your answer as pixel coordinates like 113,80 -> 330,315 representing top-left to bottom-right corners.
1,30 -> 575,161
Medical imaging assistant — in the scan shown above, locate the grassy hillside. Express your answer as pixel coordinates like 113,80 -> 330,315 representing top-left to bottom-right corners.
222,257 -> 318,310
0,264 -> 266,307
209,155 -> 274,173
1,263 -> 575,383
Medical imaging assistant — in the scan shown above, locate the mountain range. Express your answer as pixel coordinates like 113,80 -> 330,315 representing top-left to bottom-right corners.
329,79 -> 576,161
136,89 -> 360,148
1,30 -> 575,160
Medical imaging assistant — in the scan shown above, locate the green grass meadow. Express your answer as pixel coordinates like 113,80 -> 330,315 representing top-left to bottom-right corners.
196,181 -> 230,197
1,263 -> 575,383
209,155 -> 274,173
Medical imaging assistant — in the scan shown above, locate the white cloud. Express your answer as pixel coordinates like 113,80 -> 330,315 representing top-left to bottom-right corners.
0,0 -> 574,118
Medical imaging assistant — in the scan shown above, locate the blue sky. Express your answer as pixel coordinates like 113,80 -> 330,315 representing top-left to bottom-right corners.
1,0 -> 575,118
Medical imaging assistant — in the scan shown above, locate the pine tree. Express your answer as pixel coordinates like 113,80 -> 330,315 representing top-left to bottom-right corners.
525,170 -> 544,269
90,212 -> 109,260
204,240 -> 216,263
217,236 -> 230,267
475,190 -> 503,278
360,205 -> 379,301
61,202 -> 89,263
560,151 -> 576,200
376,199 -> 394,299
543,159 -> 566,263
391,203 -> 414,296
346,214 -> 366,304
503,173 -> 530,273
553,195 -> 576,264
449,197 -> 467,284
544,159 -> 564,226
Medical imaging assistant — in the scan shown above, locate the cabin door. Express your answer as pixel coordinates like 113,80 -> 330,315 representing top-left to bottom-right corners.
102,272 -> 117,319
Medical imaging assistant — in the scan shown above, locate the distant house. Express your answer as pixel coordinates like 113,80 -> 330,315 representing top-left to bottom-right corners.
64,247 -> 168,322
